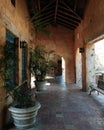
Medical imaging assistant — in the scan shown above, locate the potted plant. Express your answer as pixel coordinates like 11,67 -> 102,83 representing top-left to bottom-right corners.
8,81 -> 41,129
30,45 -> 56,91
0,44 -> 41,129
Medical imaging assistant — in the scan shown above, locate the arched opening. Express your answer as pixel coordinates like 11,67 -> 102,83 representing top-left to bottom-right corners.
62,57 -> 65,83
30,54 -> 66,88
47,55 -> 66,83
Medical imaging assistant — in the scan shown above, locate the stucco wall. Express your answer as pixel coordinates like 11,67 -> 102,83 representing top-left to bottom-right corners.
0,0 -> 30,128
0,0 -> 30,39
86,43 -> 96,89
75,0 -> 104,90
36,25 -> 75,83
76,49 -> 82,88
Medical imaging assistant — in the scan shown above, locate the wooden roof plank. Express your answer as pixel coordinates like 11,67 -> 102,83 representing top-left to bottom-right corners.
36,17 -> 54,26
58,6 -> 81,21
54,0 -> 58,24
57,17 -> 77,27
61,0 -> 82,20
40,13 -> 55,22
57,13 -> 79,24
57,21 -> 75,30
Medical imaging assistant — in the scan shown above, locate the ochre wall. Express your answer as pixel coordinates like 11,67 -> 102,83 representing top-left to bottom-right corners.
75,0 -> 104,90
1,0 -> 104,128
36,26 -> 75,83
0,0 -> 30,38
0,0 -> 30,128
75,0 -> 104,48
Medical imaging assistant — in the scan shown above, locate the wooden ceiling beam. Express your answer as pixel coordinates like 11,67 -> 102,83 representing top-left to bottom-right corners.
54,0 -> 58,24
58,9 -> 80,21
31,0 -> 36,9
40,14 -> 54,21
61,1 -> 82,20
38,0 -> 55,14
57,17 -> 77,27
57,14 -> 79,24
37,21 -> 53,28
38,0 -> 40,10
32,9 -> 54,21
36,17 -> 53,26
42,5 -> 55,12
74,0 -> 77,11
41,10 -> 54,16
57,21 -> 75,30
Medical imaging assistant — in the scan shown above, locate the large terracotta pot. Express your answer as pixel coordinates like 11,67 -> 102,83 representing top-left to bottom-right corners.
9,101 -> 41,129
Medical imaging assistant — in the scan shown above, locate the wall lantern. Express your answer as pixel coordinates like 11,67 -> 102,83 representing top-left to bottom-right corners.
79,48 -> 84,53
20,41 -> 27,48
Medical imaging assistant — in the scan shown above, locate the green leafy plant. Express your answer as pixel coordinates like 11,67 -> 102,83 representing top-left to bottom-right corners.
30,45 -> 56,81
10,81 -> 34,108
0,44 -> 34,108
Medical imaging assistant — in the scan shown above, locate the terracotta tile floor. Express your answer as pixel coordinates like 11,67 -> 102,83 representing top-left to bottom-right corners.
7,76 -> 104,130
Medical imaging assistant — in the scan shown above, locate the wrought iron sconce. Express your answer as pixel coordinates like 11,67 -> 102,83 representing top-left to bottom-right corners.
79,48 -> 84,53
20,41 -> 27,48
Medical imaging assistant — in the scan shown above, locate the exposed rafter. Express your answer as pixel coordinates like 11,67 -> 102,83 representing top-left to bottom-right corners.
27,0 -> 88,30
61,1 -> 82,20
57,14 -> 79,24
57,17 -> 77,27
38,0 -> 40,10
74,0 -> 77,11
58,6 -> 81,21
54,0 -> 59,24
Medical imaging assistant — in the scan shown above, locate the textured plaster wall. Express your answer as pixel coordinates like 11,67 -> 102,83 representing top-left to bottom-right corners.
75,0 -> 104,90
76,49 -> 82,88
0,0 -> 30,128
0,0 -> 30,39
86,44 -> 96,89
36,26 -> 75,83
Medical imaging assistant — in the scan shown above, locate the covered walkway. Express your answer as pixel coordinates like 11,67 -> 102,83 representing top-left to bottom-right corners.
8,76 -> 104,130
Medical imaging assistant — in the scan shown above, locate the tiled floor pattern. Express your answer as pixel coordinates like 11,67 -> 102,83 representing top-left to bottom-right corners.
6,76 -> 104,130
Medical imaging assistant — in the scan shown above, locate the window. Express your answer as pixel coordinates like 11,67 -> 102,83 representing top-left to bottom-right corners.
11,0 -> 15,7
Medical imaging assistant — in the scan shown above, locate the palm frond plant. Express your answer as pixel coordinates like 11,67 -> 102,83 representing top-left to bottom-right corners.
0,44 -> 41,129
30,45 -> 56,91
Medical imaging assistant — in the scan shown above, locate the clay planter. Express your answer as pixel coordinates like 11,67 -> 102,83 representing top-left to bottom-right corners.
9,101 -> 41,129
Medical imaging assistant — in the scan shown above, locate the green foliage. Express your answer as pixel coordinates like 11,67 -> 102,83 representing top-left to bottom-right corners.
0,44 -> 33,108
30,45 -> 56,81
12,81 -> 33,108
4,43 -> 17,90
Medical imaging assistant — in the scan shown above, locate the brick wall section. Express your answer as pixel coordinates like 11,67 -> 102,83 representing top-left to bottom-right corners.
75,0 -> 104,90
36,26 -> 75,83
